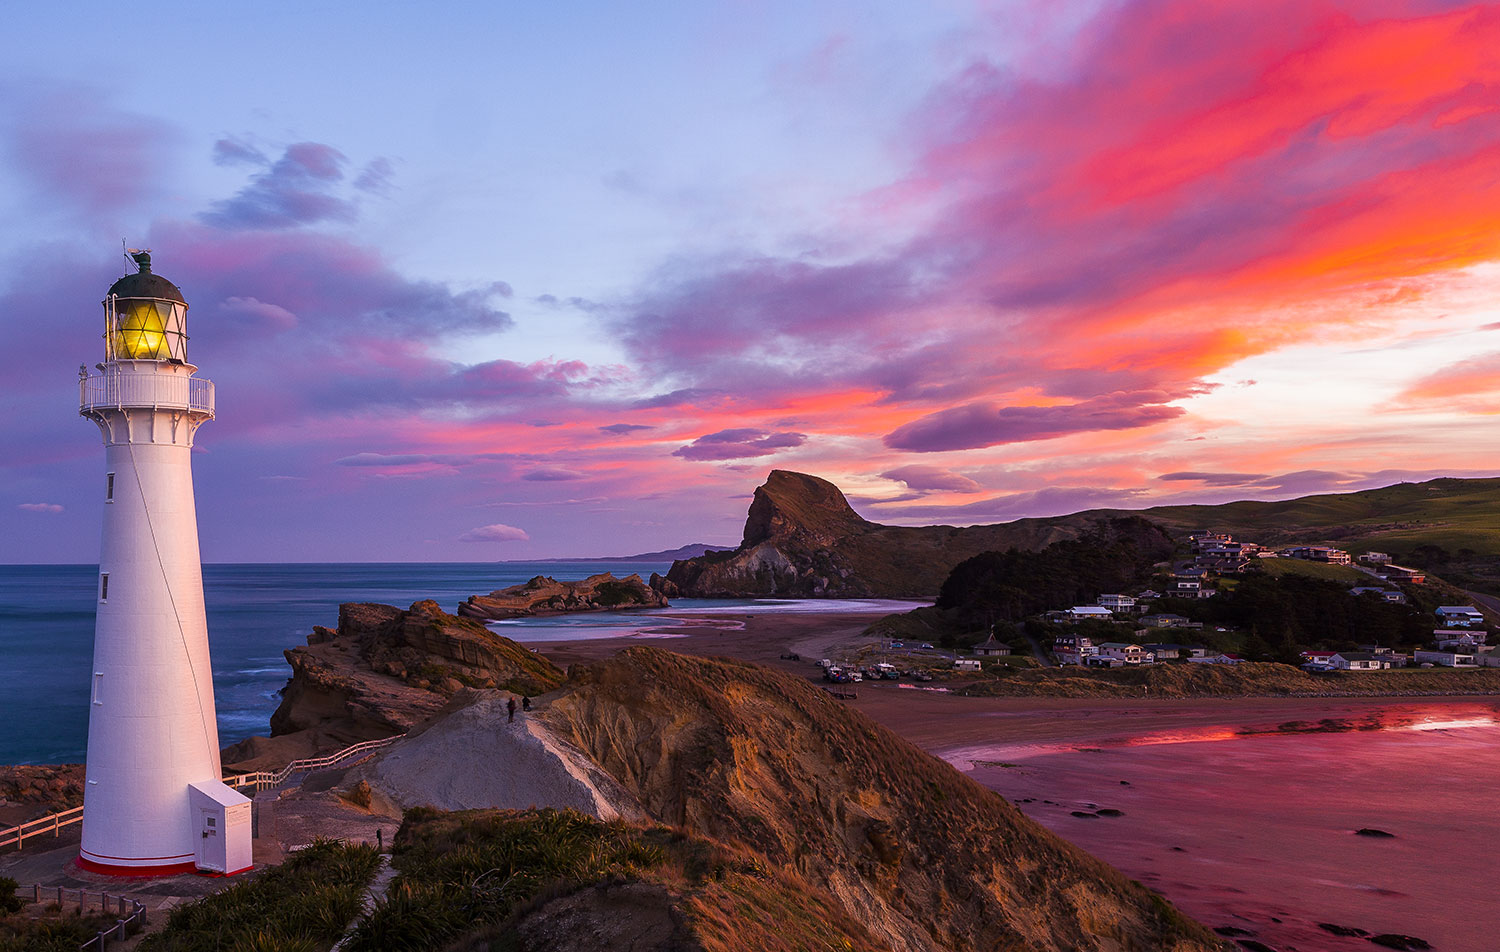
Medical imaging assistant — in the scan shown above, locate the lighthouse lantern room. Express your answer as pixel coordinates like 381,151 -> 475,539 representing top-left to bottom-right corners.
78,250 -> 251,875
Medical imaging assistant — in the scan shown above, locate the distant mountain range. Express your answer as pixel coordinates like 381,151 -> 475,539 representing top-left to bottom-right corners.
521,543 -> 730,564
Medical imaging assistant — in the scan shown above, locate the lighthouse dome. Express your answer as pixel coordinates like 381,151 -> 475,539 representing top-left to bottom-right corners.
107,252 -> 186,304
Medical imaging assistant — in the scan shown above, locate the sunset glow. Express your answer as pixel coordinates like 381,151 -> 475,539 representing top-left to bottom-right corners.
2,0 -> 1497,560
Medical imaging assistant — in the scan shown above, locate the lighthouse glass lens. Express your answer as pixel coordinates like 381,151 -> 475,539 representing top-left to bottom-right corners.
114,300 -> 173,359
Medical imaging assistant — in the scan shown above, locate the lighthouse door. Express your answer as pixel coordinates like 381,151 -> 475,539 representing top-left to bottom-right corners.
194,807 -> 226,872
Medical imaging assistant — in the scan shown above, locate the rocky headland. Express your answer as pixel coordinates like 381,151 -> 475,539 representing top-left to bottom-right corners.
663,470 -> 1100,597
320,646 -> 1220,951
457,572 -> 667,620
223,599 -> 564,768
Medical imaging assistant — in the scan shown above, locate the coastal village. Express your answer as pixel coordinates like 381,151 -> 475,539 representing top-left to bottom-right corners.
826,529 -> 1496,683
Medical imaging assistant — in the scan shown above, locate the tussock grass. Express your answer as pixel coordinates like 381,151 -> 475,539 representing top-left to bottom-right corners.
138,839 -> 380,952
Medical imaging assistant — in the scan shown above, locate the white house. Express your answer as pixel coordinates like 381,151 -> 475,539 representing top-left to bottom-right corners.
953,658 -> 982,672
1284,546 -> 1352,565
1067,606 -> 1116,622
1330,652 -> 1390,671
1188,653 -> 1243,665
1414,649 -> 1477,667
1097,594 -> 1136,612
1096,642 -> 1152,665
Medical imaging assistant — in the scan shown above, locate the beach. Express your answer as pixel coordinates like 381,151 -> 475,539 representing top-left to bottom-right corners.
526,607 -> 1496,951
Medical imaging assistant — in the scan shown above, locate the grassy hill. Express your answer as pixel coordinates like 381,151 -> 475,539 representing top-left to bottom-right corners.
1122,477 -> 1500,555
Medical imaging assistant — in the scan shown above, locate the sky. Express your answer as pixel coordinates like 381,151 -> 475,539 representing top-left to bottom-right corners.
3,0 -> 1498,562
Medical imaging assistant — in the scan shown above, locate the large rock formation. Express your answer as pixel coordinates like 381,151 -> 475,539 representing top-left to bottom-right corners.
458,572 -> 667,620
536,647 -> 1219,952
226,600 -> 564,766
664,470 -> 1095,597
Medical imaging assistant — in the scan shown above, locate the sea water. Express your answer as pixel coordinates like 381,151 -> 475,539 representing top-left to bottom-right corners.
0,561 -> 670,765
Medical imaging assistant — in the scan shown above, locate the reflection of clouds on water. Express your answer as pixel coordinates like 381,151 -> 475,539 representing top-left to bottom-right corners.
1408,716 -> 1496,731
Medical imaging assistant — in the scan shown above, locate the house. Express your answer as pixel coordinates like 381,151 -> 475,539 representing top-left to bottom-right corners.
1097,642 -> 1152,665
1479,651 -> 1500,669
1300,650 -> 1337,668
1141,643 -> 1187,660
1330,651 -> 1391,671
1377,564 -> 1427,584
1361,551 -> 1392,564
1167,578 -> 1203,597
1188,653 -> 1243,664
1096,594 -> 1136,612
1436,606 -> 1485,628
1139,613 -> 1197,629
1350,587 -> 1408,604
1413,649 -> 1477,667
973,634 -> 1012,657
1053,635 -> 1097,665
953,658 -> 982,672
1283,546 -> 1353,565
1066,606 -> 1116,622
1434,630 -> 1487,650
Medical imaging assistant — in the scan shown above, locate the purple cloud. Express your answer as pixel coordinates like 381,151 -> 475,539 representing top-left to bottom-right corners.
880,465 -> 982,493
884,392 -> 1185,452
458,523 -> 530,543
672,429 -> 807,461
201,142 -> 359,229
599,423 -> 654,435
522,468 -> 586,481
18,502 -> 63,513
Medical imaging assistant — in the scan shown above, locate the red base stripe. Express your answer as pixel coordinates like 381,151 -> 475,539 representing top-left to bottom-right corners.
76,855 -> 198,877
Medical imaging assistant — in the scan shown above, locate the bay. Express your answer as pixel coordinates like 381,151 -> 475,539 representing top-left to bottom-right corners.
0,561 -> 669,765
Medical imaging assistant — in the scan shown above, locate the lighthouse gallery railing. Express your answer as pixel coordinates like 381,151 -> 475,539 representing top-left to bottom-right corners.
79,372 -> 214,416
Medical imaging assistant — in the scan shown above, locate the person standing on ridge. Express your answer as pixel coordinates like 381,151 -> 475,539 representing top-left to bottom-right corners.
521,696 -> 532,712
507,697 -> 517,722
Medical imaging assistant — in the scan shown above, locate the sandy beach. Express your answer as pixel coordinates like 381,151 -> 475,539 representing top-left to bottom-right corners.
524,606 -> 1498,951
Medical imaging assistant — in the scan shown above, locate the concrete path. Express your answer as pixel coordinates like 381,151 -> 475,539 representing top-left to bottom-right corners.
330,853 -> 396,952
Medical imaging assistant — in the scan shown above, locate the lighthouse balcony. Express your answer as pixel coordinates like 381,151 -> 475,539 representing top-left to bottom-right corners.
80,369 -> 215,417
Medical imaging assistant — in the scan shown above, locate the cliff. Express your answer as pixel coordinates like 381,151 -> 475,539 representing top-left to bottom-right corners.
458,572 -> 667,620
539,647 -> 1221,952
226,600 -> 563,766
664,470 -> 1095,597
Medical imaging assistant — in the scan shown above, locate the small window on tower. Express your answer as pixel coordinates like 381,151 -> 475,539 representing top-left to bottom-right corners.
106,473 -> 115,502
100,573 -> 109,601
92,672 -> 103,705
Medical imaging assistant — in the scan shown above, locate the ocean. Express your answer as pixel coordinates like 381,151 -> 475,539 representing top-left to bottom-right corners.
0,561 -> 672,765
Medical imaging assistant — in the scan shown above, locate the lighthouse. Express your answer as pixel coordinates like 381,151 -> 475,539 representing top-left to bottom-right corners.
77,251 -> 251,876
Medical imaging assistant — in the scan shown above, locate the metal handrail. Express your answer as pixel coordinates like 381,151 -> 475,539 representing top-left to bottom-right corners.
0,735 -> 400,853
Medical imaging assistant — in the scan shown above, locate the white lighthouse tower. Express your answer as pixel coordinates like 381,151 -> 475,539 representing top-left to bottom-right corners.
77,250 -> 252,876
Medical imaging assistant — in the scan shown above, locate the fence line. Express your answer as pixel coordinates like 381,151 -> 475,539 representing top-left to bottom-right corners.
6,882 -> 147,951
1,734 -> 401,853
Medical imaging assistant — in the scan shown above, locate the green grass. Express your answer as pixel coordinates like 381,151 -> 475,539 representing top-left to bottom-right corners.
346,808 -> 667,952
1119,477 -> 1500,555
138,839 -> 380,952
1256,557 -> 1366,583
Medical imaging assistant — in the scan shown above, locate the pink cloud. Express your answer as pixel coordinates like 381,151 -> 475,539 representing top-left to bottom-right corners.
458,523 -> 531,543
672,429 -> 808,461
18,503 -> 64,513
880,465 -> 982,493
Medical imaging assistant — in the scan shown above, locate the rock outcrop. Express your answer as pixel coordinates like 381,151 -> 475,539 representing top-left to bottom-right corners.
226,600 -> 564,766
540,647 -> 1221,952
458,573 -> 667,620
665,470 -> 1097,597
